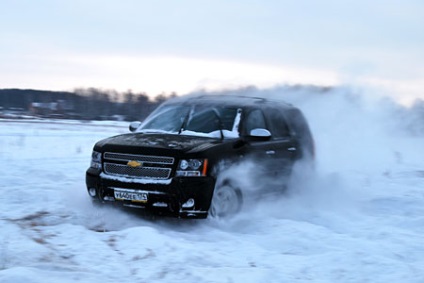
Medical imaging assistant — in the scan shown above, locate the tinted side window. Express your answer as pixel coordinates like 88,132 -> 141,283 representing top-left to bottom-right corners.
244,109 -> 267,134
286,109 -> 312,140
266,108 -> 291,138
285,109 -> 314,156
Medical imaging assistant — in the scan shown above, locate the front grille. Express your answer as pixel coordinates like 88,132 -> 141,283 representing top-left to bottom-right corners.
103,152 -> 175,180
104,163 -> 171,179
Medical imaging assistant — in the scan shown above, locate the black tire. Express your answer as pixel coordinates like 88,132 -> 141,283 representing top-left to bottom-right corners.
209,182 -> 243,218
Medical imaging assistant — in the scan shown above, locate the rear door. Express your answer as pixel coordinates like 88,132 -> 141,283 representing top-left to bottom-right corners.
241,108 -> 298,184
264,107 -> 300,176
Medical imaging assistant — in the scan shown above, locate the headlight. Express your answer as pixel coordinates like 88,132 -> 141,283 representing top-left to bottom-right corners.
90,151 -> 102,169
176,159 -> 208,177
179,159 -> 189,170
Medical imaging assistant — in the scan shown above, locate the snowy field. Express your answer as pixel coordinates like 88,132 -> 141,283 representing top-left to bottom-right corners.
1,89 -> 424,283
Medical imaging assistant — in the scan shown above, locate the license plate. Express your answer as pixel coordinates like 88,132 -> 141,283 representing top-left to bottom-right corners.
113,188 -> 148,203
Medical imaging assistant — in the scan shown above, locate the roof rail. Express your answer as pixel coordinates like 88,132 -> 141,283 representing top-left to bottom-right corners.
194,94 -> 267,102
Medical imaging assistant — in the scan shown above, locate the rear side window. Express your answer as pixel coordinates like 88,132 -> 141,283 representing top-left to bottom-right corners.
265,108 -> 291,139
286,109 -> 312,140
285,108 -> 314,156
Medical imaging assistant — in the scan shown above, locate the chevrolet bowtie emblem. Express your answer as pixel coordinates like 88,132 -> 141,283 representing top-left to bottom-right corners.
127,160 -> 142,168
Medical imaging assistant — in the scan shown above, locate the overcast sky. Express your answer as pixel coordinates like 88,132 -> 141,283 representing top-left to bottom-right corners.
1,0 -> 423,104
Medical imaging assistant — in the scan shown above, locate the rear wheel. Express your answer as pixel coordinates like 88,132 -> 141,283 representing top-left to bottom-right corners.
209,182 -> 242,218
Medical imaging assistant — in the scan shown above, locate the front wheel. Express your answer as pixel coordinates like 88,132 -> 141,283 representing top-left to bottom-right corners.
209,183 -> 242,218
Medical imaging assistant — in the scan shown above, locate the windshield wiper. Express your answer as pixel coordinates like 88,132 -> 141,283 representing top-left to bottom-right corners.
178,111 -> 190,134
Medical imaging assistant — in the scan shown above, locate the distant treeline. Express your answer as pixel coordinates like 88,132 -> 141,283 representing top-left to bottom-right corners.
2,86 -> 424,136
0,88 -> 177,121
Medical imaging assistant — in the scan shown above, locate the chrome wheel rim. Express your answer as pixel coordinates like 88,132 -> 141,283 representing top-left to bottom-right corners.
210,185 -> 240,217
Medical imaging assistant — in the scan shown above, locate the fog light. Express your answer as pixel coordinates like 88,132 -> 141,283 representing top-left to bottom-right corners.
182,198 -> 195,208
88,188 -> 97,197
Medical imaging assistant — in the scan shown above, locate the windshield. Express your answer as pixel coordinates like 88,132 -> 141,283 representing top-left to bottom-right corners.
138,104 -> 241,139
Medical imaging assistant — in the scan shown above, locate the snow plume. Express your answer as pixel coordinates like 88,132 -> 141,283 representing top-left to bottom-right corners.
198,85 -> 420,227
190,85 -> 412,174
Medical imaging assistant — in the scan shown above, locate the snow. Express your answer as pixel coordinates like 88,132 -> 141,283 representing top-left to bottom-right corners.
1,90 -> 424,283
100,173 -> 173,185
139,129 -> 239,139
181,129 -> 239,139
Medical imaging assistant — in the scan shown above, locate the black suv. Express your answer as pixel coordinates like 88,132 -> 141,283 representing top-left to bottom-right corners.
86,95 -> 314,218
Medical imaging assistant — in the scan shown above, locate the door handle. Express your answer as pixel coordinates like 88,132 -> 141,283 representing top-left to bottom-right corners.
266,150 -> 275,155
287,147 -> 297,151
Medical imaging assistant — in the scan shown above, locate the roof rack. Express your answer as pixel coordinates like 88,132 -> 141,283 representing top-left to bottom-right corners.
194,94 -> 267,102
168,94 -> 293,108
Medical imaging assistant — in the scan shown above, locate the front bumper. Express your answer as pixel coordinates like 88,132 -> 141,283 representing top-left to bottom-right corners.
86,168 -> 215,218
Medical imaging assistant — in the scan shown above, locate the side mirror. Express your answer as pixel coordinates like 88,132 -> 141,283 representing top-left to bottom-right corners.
129,121 -> 142,132
249,128 -> 271,140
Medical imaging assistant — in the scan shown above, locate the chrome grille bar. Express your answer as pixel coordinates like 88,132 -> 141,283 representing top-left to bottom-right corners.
104,152 -> 174,165
104,163 -> 171,179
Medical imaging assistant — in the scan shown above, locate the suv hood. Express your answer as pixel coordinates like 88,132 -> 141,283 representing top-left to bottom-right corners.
95,133 -> 223,153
